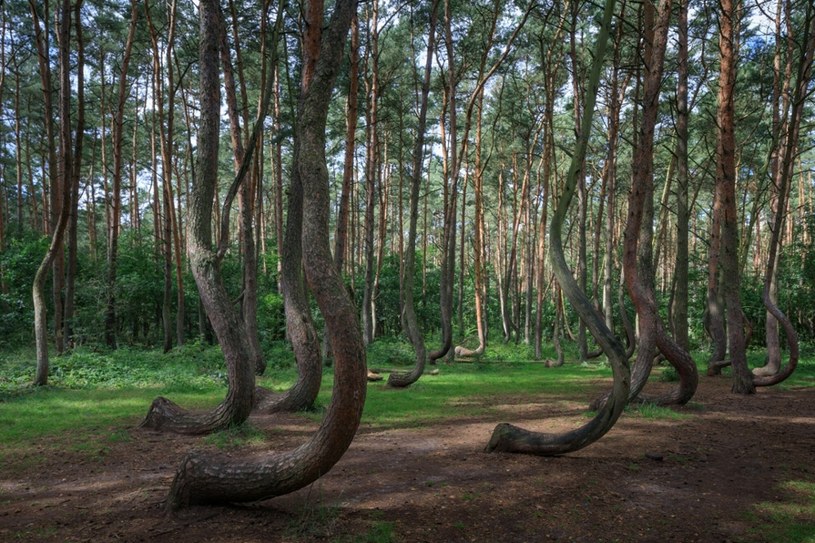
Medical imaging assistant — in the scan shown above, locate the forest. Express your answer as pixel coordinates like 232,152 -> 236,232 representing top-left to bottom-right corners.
1,0 -> 814,540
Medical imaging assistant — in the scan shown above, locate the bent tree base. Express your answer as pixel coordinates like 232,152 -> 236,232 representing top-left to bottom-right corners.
486,0 -> 630,457
165,0 -> 363,510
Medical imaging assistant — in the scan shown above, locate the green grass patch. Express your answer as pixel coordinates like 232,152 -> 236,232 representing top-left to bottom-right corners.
340,520 -> 396,543
628,402 -> 691,420
750,480 -> 815,542
204,422 -> 267,449
308,356 -> 611,429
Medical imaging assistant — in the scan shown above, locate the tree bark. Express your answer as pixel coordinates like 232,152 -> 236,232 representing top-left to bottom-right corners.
428,0 -> 458,363
29,0 -> 65,354
753,0 -> 814,388
621,0 -> 698,407
361,0 -> 380,346
142,0 -> 256,433
63,0 -> 85,349
672,0 -> 690,351
533,13 -> 567,358
486,0 -> 630,456
717,0 -> 753,394
33,0 -> 73,386
167,0 -> 364,508
216,2 -> 264,374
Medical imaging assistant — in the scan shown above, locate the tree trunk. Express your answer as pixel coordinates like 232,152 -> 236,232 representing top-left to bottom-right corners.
673,0 -> 690,351
389,0 -> 438,386
533,15 -> 566,358
361,0 -> 380,346
429,0 -> 459,363
570,2 -> 589,362
753,0 -> 814,387
104,0 -> 138,349
717,0 -> 753,394
216,2 -> 264,374
333,14 -> 359,280
142,0 -> 256,433
455,90 -> 487,360
33,0 -> 73,386
145,0 -> 179,353
29,0 -> 65,354
167,0 -> 364,508
63,1 -> 85,349
486,0 -> 630,455
620,0 -> 698,407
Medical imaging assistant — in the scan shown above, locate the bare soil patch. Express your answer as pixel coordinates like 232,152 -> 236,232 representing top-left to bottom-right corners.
1,375 -> 813,542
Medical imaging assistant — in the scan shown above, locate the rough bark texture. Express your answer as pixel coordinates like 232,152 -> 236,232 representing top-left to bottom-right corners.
167,0 -> 363,509
717,0 -> 753,395
141,0 -> 255,434
621,0 -> 697,407
256,1 -> 323,412
215,1 -> 265,375
63,0 -> 85,349
486,0 -> 630,456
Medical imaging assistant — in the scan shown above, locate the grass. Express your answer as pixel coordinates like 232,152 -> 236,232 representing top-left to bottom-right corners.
0,339 -> 813,459
628,402 -> 691,420
750,480 -> 815,543
307,356 -> 611,429
204,422 -> 268,449
0,339 -> 614,471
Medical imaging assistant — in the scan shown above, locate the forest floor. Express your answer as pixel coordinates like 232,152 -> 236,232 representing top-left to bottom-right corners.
1,371 -> 814,543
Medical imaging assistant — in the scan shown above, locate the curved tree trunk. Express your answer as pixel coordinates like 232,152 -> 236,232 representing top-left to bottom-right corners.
257,0 -> 323,412
619,0 -> 697,407
753,2 -> 814,388
255,139 -> 323,412
388,0 -> 438,388
428,0 -> 458,364
486,0 -> 630,456
141,0 -> 255,434
167,0 -> 364,508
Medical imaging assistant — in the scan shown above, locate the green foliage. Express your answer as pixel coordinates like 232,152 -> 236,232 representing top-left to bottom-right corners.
259,291 -> 287,348
0,343 -> 227,399
0,235 -> 49,347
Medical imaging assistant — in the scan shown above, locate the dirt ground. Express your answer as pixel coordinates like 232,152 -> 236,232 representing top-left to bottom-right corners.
1,374 -> 814,543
